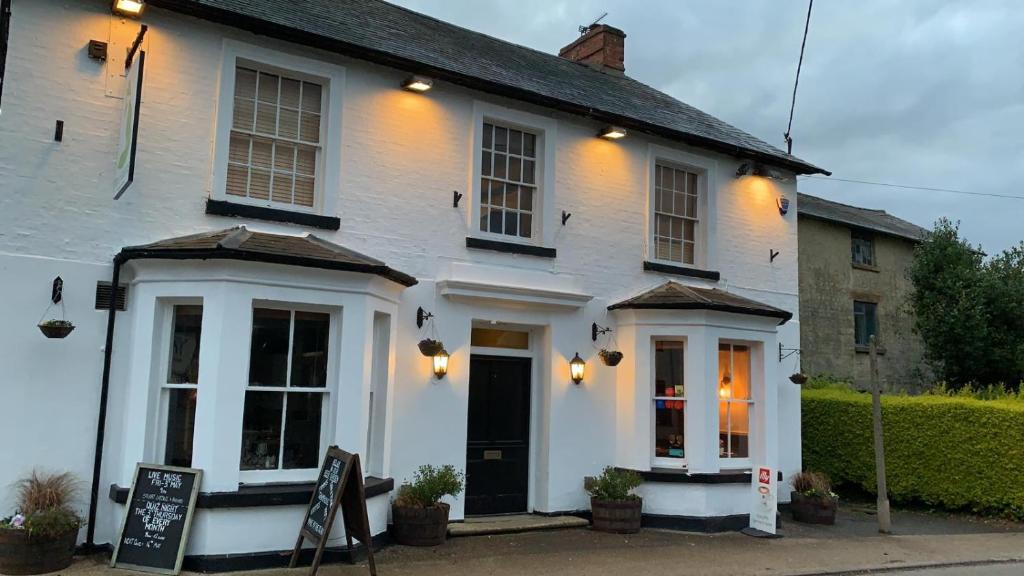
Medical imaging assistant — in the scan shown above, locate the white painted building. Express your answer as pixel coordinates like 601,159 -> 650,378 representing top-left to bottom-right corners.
0,0 -> 827,568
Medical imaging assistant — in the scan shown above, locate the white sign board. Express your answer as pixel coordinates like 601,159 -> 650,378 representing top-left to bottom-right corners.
114,51 -> 145,199
749,466 -> 777,534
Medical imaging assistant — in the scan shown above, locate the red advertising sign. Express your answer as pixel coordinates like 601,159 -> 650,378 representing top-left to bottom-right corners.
758,467 -> 772,485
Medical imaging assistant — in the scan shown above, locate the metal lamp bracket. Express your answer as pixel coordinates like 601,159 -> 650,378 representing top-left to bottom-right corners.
592,322 -> 612,342
779,343 -> 801,362
416,306 -> 434,329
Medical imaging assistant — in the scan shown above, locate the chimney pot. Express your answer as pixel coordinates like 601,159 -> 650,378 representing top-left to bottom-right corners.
558,24 -> 626,75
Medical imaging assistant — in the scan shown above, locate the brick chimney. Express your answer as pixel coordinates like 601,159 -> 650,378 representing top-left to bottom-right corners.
558,24 -> 626,75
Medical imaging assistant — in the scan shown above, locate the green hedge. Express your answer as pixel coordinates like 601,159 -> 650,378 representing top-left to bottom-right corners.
802,388 -> 1024,519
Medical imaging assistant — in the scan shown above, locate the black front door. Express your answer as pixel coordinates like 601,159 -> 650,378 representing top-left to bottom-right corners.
465,355 -> 531,516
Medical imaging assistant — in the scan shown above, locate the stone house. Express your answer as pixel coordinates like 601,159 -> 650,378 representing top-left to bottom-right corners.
797,193 -> 931,390
0,0 -> 827,567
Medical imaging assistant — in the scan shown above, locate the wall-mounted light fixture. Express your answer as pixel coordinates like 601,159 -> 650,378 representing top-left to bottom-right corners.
569,352 -> 585,384
735,161 -> 788,181
112,0 -> 145,17
598,126 -> 627,140
432,348 -> 449,379
402,75 -> 434,93
777,195 -> 790,215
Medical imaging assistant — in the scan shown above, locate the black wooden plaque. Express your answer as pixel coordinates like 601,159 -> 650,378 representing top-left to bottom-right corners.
291,446 -> 375,576
111,464 -> 202,575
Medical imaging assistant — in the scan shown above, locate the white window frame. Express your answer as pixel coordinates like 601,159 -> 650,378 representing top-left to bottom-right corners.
153,299 -> 204,467
469,101 -> 557,248
211,40 -> 345,217
239,303 -> 338,484
651,337 -> 689,469
646,145 -> 717,271
717,340 -> 753,469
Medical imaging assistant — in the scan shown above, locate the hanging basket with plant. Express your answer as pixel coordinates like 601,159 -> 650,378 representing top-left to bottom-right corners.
391,464 -> 464,546
598,349 -> 623,367
38,320 -> 75,339
0,470 -> 82,575
789,372 -> 809,385
586,467 -> 643,533
417,339 -> 444,357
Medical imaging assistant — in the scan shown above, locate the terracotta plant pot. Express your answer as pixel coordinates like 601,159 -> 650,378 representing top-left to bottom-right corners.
0,527 -> 77,575
789,372 -> 809,385
790,491 -> 837,525
590,497 -> 642,534
391,503 -> 450,546
599,350 -> 624,367
417,339 -> 444,357
38,321 -> 75,339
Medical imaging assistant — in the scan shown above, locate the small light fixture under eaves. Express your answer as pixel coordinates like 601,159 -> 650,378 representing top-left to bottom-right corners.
402,75 -> 434,93
112,0 -> 145,17
598,125 -> 627,140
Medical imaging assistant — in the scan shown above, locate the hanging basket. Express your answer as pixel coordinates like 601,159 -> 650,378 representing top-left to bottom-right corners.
789,372 -> 809,385
38,320 -> 75,339
599,349 -> 624,367
418,338 -> 444,357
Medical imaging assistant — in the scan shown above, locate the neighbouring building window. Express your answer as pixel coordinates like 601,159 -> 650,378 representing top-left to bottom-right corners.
241,308 -> 330,471
718,343 -> 751,461
163,305 -> 203,467
851,230 -> 875,266
653,340 -> 686,462
479,121 -> 537,239
853,300 -> 879,348
653,164 -> 699,265
227,66 -> 322,208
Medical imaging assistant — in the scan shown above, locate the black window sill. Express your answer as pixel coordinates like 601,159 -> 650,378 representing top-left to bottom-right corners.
466,237 -> 556,258
643,261 -> 721,281
852,263 -> 880,273
109,476 -> 393,508
855,345 -> 886,355
617,467 -> 783,484
206,199 -> 340,231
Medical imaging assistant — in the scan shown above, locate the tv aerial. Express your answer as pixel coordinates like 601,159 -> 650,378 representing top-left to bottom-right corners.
579,12 -> 608,35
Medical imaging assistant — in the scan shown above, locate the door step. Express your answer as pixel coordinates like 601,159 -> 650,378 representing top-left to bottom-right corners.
448,514 -> 589,537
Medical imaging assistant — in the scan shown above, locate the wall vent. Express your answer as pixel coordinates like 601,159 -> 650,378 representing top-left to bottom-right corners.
95,281 -> 128,311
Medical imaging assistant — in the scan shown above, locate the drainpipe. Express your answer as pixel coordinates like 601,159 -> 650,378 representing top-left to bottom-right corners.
85,252 -> 125,549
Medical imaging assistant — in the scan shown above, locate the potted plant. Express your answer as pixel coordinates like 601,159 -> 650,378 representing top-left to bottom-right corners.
0,471 -> 82,575
417,338 -> 444,357
37,319 -> 75,339
586,467 -> 643,533
599,349 -> 624,366
790,470 -> 838,525
391,464 -> 464,546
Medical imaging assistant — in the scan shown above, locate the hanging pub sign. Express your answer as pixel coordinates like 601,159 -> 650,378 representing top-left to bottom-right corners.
290,446 -> 376,576
114,24 -> 147,199
111,464 -> 202,575
748,466 -> 778,536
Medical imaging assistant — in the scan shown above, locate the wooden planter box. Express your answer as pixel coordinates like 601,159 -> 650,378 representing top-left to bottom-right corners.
590,497 -> 642,533
0,527 -> 77,575
391,503 -> 450,546
790,492 -> 838,525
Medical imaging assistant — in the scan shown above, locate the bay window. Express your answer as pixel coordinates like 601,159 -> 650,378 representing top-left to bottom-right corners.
240,308 -> 331,474
653,340 -> 686,464
718,343 -> 751,462
161,305 -> 203,467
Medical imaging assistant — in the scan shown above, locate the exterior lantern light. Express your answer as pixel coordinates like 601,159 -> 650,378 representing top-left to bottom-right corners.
432,349 -> 449,380
569,352 -> 585,384
777,194 -> 790,215
402,75 -> 434,93
598,125 -> 627,140
112,0 -> 145,17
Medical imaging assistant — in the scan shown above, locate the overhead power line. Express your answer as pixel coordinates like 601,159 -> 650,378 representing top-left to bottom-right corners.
802,175 -> 1024,201
784,0 -> 814,155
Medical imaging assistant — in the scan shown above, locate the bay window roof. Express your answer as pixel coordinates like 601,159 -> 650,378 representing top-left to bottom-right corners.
609,281 -> 792,323
117,226 -> 417,287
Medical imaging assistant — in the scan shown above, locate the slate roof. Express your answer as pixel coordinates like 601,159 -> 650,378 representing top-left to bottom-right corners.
148,0 -> 828,176
798,193 -> 929,242
608,281 -> 792,323
118,226 -> 417,286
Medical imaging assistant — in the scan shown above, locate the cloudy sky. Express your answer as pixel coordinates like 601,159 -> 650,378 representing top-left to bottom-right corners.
392,0 -> 1024,255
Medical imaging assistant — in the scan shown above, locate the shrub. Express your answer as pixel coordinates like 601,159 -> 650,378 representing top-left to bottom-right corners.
803,388 -> 1024,520
791,471 -> 835,499
394,465 -> 464,508
587,467 -> 642,502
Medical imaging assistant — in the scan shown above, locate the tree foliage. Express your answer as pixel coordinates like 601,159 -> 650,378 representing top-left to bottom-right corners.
909,219 -> 1024,389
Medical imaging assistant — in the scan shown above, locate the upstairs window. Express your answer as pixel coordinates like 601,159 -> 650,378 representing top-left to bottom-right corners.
853,300 -> 879,348
851,230 -> 875,267
227,66 -> 322,209
653,164 -> 700,265
479,122 -> 537,239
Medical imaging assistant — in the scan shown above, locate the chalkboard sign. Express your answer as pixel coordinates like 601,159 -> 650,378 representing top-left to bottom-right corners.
111,464 -> 202,575
291,447 -> 375,576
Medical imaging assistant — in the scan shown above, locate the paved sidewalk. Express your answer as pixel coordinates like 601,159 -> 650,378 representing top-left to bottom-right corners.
59,507 -> 1024,576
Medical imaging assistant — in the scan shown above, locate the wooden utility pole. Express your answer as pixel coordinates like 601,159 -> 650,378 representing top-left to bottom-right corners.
869,335 -> 892,533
